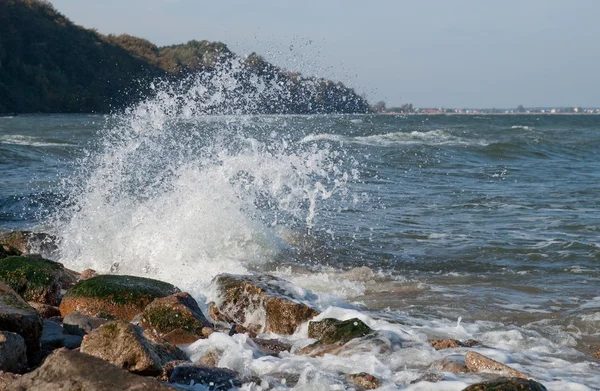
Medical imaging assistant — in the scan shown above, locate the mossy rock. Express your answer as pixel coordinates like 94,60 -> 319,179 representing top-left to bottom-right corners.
0,256 -> 73,305
0,231 -> 58,258
462,377 -> 547,391
140,292 -> 212,340
60,275 -> 180,321
308,318 -> 372,345
0,243 -> 22,259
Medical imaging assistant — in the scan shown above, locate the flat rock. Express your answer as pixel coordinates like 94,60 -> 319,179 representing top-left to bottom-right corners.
210,273 -> 319,335
140,292 -> 212,340
0,232 -> 58,260
0,282 -> 43,365
62,312 -> 109,336
345,372 -> 381,389
59,275 -> 180,321
0,256 -> 77,306
80,321 -> 188,376
6,348 -> 177,391
168,363 -> 241,391
465,351 -> 530,379
0,331 -> 27,373
462,377 -> 547,391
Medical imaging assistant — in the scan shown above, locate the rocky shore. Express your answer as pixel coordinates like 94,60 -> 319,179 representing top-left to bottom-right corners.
0,231 -> 556,390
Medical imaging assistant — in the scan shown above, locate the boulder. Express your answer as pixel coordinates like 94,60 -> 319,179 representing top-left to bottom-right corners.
59,275 -> 180,321
465,351 -> 530,379
210,273 -> 319,335
168,363 -> 241,391
6,348 -> 177,391
80,321 -> 187,376
0,282 -> 42,364
0,372 -> 20,391
140,292 -> 212,340
40,320 -> 64,352
0,256 -> 77,306
462,377 -> 547,391
62,312 -> 109,336
0,332 -> 27,373
298,318 -> 376,357
27,303 -> 61,319
0,232 -> 58,259
430,357 -> 469,373
345,372 -> 381,389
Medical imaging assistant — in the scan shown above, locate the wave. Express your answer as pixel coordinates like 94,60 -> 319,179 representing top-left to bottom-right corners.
510,125 -> 535,130
301,129 -> 489,147
0,135 -> 74,147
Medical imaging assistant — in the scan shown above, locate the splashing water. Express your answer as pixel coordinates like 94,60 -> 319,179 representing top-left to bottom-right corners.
52,61 -> 357,296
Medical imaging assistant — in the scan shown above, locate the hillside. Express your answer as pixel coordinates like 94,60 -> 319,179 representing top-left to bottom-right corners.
0,0 -> 370,114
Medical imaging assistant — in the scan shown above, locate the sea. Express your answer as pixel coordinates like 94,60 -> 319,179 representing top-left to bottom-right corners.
1,95 -> 600,389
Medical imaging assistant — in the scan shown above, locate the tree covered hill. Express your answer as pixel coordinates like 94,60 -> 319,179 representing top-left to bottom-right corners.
0,0 -> 370,114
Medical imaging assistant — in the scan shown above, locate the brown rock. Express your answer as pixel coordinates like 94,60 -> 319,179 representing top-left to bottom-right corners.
0,372 -> 20,391
0,282 -> 43,365
196,349 -> 221,367
345,372 -> 381,389
27,303 -> 61,319
0,332 -> 27,373
252,338 -> 292,356
80,321 -> 187,376
79,269 -> 97,281
6,348 -> 177,391
465,351 -> 530,379
430,339 -> 465,350
462,377 -> 547,391
161,328 -> 199,345
140,292 -> 212,340
431,358 -> 469,373
298,318 -> 374,357
0,232 -> 58,259
210,274 -> 319,335
59,275 -> 179,321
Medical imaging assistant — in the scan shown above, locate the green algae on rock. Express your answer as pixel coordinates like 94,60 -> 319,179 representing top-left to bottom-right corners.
462,377 -> 547,391
0,256 -> 76,306
140,292 -> 212,341
308,318 -> 372,345
59,275 -> 180,321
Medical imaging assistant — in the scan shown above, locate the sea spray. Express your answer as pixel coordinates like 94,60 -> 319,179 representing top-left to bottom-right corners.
52,61 -> 358,297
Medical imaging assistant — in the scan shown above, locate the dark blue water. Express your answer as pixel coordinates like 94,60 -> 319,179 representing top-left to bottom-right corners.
1,113 -> 599,388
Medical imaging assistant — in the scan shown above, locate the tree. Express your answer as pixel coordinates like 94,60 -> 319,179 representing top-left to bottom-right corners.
372,101 -> 386,113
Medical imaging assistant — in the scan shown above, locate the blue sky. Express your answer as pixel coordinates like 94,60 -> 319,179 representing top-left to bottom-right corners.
49,0 -> 600,108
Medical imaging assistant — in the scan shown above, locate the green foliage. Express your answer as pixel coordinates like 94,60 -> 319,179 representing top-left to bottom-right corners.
0,0 -> 370,114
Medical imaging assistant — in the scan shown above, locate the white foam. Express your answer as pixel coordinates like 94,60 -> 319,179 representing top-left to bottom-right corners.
301,130 -> 489,147
0,134 -> 73,147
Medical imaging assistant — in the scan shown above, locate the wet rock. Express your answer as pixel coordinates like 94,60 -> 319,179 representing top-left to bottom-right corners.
0,245 -> 21,260
410,372 -> 444,384
210,273 -> 319,335
159,360 -> 187,381
80,321 -> 188,376
62,312 -> 109,336
6,348 -> 177,391
462,377 -> 547,391
308,318 -> 372,344
162,328 -> 200,345
0,232 -> 58,260
140,292 -> 212,340
0,332 -> 27,373
430,357 -> 469,373
59,275 -> 180,321
79,269 -> 97,281
465,351 -> 530,379
27,303 -> 61,319
0,256 -> 77,306
168,363 -> 241,391
41,320 -> 64,352
0,282 -> 43,365
430,339 -> 466,350
345,372 -> 381,389
252,337 -> 292,356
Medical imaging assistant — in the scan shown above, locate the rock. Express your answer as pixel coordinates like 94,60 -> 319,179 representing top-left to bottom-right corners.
462,377 -> 547,391
196,349 -> 221,367
27,303 -> 61,319
161,328 -> 200,345
0,332 -> 27,373
0,256 -> 77,306
79,269 -> 97,281
6,348 -> 177,391
410,372 -> 444,384
430,339 -> 466,350
140,292 -> 212,340
251,337 -> 292,356
59,275 -> 180,321
210,273 -> 319,335
62,312 -> 109,336
41,320 -> 64,352
168,363 -> 241,391
308,318 -> 372,344
0,232 -> 58,260
430,357 -> 469,373
465,351 -> 530,379
0,372 -> 20,391
80,321 -> 188,376
0,282 -> 43,365
0,245 -> 21,260
345,372 -> 381,389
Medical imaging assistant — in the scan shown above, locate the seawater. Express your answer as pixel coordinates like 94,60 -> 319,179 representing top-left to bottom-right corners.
1,109 -> 600,389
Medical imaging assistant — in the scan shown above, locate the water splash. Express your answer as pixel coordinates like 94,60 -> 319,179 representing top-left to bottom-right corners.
52,60 -> 357,296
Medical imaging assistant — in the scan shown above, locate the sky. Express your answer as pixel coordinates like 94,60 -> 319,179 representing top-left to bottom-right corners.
49,0 -> 600,108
